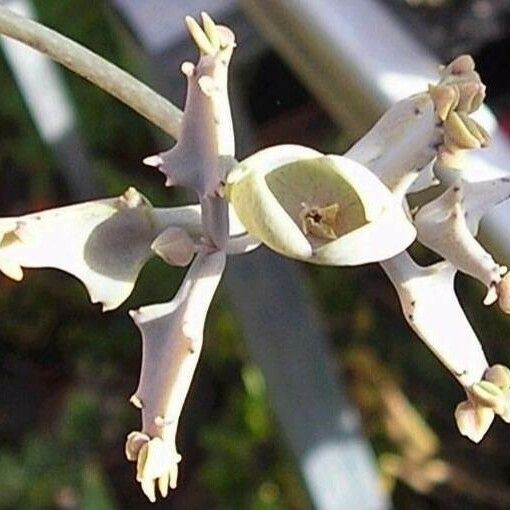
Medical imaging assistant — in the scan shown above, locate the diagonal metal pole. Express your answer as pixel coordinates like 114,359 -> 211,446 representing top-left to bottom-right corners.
227,250 -> 387,510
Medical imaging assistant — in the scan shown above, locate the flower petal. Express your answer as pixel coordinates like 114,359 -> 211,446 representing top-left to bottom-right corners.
227,145 -> 323,259
227,145 -> 415,265
454,399 -> 494,443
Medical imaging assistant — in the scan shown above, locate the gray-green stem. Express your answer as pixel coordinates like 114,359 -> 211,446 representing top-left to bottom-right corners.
0,6 -> 182,138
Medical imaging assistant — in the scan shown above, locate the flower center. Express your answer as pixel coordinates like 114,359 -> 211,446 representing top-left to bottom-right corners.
299,202 -> 340,240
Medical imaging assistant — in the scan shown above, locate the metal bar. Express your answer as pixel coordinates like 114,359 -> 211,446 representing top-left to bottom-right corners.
0,0 -> 98,200
226,250 -> 388,510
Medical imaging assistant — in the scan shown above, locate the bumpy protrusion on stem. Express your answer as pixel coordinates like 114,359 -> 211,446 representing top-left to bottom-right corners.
126,251 -> 225,502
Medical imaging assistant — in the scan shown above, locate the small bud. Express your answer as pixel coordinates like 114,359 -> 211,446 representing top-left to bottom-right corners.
131,436 -> 181,502
443,111 -> 489,152
454,400 -> 494,443
470,380 -> 506,415
429,84 -> 459,122
456,81 -> 486,114
185,15 -> 216,56
151,227 -> 195,267
118,187 -> 149,209
201,12 -> 220,51
431,55 -> 486,124
125,431 -> 150,461
444,55 -> 475,76
484,364 -> 510,391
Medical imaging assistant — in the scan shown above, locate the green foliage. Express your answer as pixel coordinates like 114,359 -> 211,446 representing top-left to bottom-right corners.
0,419 -> 116,510
200,304 -> 310,510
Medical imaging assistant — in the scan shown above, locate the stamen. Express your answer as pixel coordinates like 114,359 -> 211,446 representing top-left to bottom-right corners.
299,202 -> 340,240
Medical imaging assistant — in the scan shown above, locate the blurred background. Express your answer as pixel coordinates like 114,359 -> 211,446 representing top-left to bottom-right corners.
1,0 -> 510,508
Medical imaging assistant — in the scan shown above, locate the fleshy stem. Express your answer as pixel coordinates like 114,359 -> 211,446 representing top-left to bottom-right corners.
0,6 -> 182,138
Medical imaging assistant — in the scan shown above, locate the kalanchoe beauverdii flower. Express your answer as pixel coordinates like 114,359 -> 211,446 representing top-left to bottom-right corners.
1,4 -> 510,502
225,144 -> 416,265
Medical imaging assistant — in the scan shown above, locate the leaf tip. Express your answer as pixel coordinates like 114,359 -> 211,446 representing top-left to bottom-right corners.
143,155 -> 163,168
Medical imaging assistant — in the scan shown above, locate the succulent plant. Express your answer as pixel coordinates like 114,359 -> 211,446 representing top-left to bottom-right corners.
0,6 -> 509,502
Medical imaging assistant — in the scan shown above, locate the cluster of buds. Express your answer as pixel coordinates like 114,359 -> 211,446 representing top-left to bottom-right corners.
429,56 -> 489,165
0,7 -> 509,502
456,364 -> 510,442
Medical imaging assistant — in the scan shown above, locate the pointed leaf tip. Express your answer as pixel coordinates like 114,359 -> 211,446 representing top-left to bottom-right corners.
143,155 -> 163,168
185,15 -> 215,55
0,258 -> 23,281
